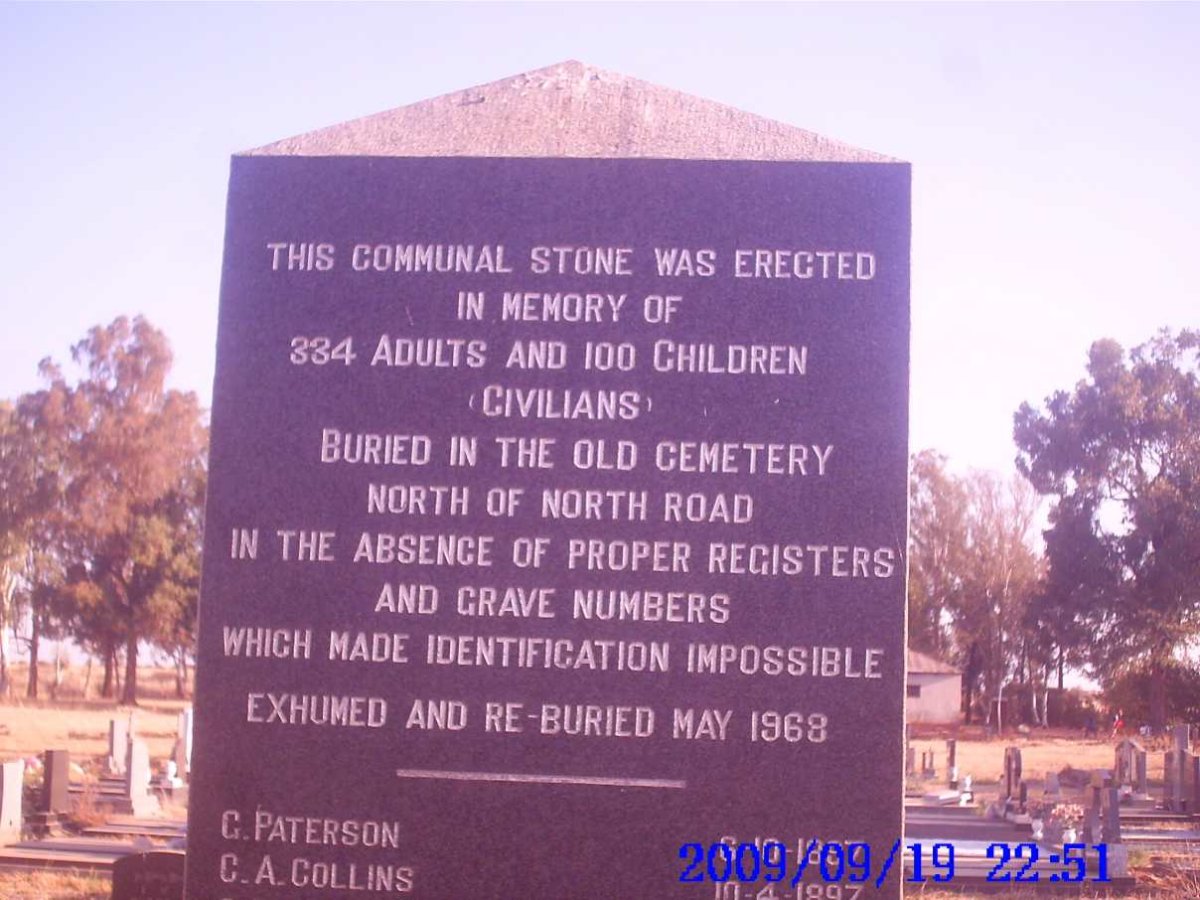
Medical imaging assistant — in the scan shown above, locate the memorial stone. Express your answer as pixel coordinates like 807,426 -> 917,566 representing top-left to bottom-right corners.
1134,748 -> 1148,796
112,849 -> 186,900
0,759 -> 23,843
186,61 -> 910,900
41,749 -> 70,814
1103,787 -> 1121,843
1174,723 -> 1191,752
1164,749 -> 1182,811
1114,738 -> 1140,788
176,708 -> 193,774
1090,770 -> 1105,810
1184,751 -> 1199,814
109,718 -> 129,775
126,739 -> 158,817
171,740 -> 187,786
1003,746 -> 1022,801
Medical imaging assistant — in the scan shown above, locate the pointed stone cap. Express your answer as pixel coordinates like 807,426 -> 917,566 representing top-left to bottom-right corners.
245,60 -> 895,162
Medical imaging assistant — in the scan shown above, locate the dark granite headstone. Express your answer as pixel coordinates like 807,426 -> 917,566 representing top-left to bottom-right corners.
112,850 -> 185,900
1103,787 -> 1121,842
41,749 -> 69,814
1004,746 -> 1022,801
187,62 -> 910,900
1185,751 -> 1200,814
1165,749 -> 1181,810
1174,723 -> 1191,752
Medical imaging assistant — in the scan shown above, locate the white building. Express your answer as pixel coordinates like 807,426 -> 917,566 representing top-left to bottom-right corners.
906,649 -> 962,724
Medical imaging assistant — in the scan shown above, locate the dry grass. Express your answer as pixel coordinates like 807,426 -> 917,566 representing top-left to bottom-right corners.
0,701 -> 185,762
908,727 -> 1164,785
0,869 -> 109,900
0,665 -> 190,761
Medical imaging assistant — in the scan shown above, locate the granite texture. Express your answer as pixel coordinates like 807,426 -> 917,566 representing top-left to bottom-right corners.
246,59 -> 896,162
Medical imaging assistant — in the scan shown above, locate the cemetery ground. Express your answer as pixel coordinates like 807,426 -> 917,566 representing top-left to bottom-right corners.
2,676 -> 1199,898
0,666 -> 188,762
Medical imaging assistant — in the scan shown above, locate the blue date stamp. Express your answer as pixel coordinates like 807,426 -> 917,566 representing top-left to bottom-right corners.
679,839 -> 1113,889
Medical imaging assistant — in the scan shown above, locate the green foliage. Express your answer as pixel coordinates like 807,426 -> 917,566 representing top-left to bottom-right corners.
1014,328 -> 1200,726
0,316 -> 207,702
908,451 -> 1043,724
1105,663 -> 1200,727
1045,687 -> 1100,730
908,450 -> 969,658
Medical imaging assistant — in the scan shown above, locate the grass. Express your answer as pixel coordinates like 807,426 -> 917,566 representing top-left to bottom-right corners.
0,664 -> 190,762
0,870 -> 110,900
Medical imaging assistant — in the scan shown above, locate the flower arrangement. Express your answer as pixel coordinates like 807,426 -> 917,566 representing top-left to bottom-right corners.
1048,802 -> 1084,828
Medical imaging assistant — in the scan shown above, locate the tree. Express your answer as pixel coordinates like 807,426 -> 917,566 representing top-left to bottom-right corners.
1014,329 -> 1200,727
908,450 -> 969,659
46,317 -> 207,705
0,402 -> 25,696
142,453 -> 205,698
909,452 -> 1044,725
0,384 -> 75,698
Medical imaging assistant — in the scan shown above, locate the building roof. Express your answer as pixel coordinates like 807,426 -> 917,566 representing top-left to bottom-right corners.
244,60 -> 897,162
907,649 -> 960,675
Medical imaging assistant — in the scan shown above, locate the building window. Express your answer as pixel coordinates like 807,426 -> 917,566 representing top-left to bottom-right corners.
907,684 -> 921,698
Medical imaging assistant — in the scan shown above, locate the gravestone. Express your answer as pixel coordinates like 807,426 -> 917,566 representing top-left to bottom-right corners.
170,740 -> 187,786
1164,749 -> 1183,812
1174,723 -> 1191,752
126,739 -> 159,818
922,749 -> 937,777
109,718 -> 129,775
112,849 -> 186,900
1134,747 -> 1148,796
1081,805 -> 1100,844
41,749 -> 70,814
186,61 -> 910,900
1114,737 -> 1141,788
1184,751 -> 1200,814
1102,787 -> 1121,842
1003,746 -> 1022,802
176,708 -> 193,775
1089,769 -> 1106,811
1043,770 -> 1062,802
0,759 -> 23,843
946,737 -> 958,788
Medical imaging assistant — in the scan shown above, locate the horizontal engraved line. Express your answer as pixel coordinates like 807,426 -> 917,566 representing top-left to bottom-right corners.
395,768 -> 686,789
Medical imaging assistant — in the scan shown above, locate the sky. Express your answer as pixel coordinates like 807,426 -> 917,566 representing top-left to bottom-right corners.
1,2 -> 1197,477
